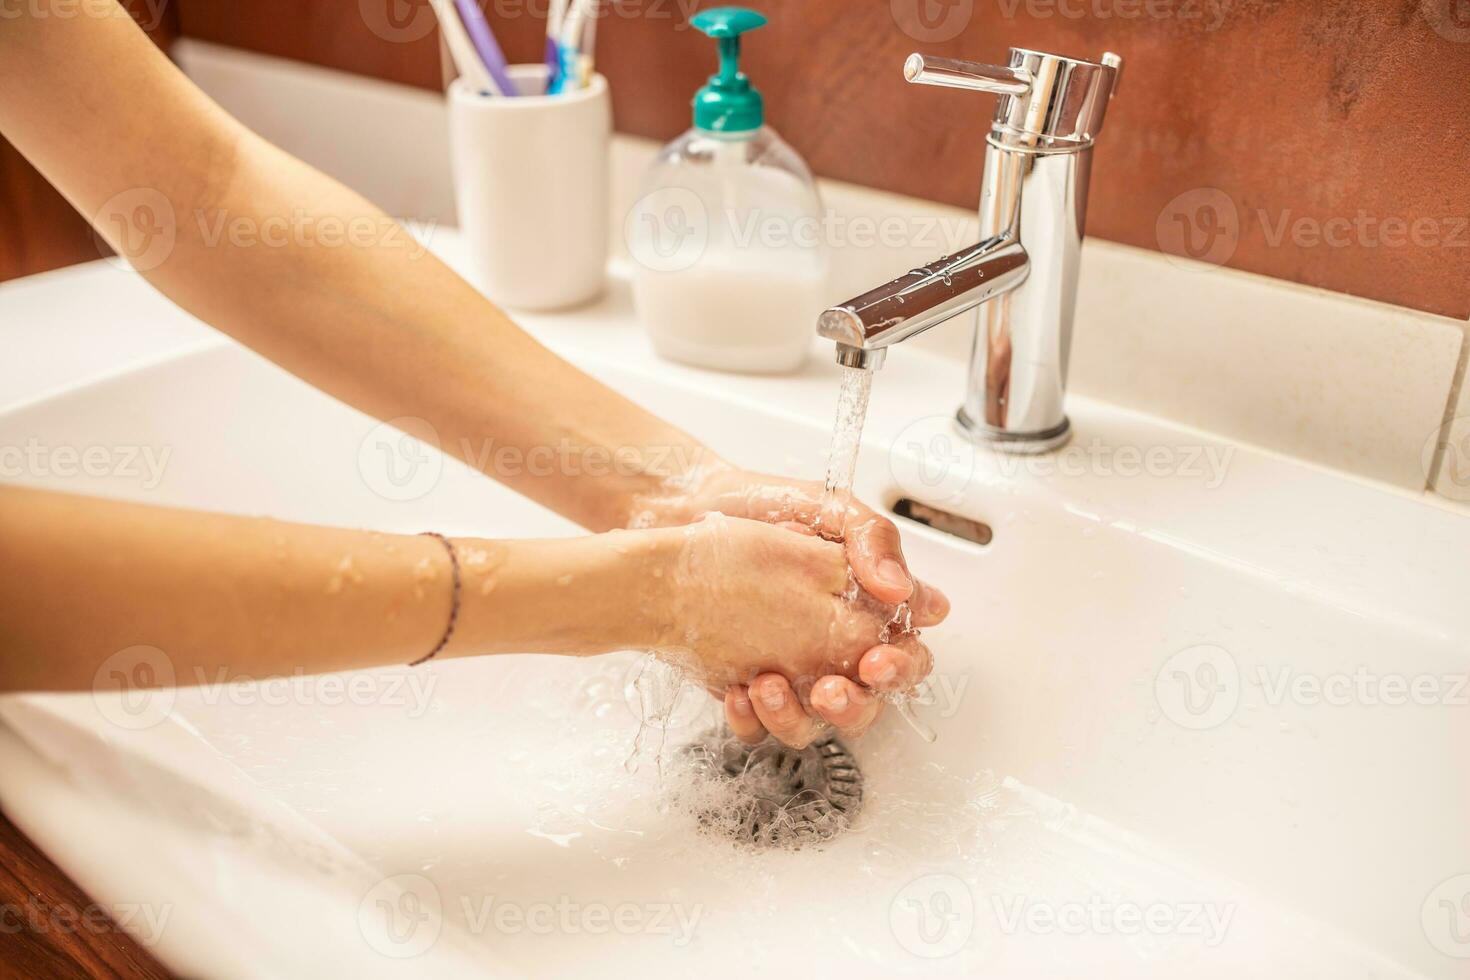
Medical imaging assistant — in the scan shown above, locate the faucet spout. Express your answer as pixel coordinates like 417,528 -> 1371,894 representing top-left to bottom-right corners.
814,44 -> 1120,453
817,235 -> 1029,356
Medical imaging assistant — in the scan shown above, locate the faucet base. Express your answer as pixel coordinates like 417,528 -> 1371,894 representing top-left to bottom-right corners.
955,408 -> 1071,454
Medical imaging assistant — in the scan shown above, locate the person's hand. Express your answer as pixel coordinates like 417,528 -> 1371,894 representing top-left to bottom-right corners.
638,464 -> 926,602
646,514 -> 942,747
632,464 -> 949,744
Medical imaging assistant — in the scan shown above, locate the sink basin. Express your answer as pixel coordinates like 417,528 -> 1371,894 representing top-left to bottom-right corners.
0,277 -> 1465,978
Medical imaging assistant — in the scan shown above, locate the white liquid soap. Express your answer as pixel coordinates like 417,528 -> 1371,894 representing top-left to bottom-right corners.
632,248 -> 827,373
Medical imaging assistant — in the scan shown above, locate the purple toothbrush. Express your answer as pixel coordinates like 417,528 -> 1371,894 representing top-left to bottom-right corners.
452,0 -> 518,97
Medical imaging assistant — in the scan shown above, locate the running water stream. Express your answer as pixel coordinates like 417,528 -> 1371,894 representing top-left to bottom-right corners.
816,365 -> 874,539
818,365 -> 937,743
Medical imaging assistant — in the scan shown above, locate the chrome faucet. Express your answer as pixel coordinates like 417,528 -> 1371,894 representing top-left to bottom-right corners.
818,48 -> 1123,452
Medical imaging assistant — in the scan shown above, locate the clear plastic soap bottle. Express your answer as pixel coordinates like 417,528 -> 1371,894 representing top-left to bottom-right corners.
627,6 -> 828,374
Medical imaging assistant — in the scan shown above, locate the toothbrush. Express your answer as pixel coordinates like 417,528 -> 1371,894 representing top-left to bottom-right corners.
544,35 -> 561,91
547,0 -> 569,39
548,0 -> 596,94
452,0 -> 518,97
579,1 -> 598,87
545,0 -> 569,91
428,0 -> 500,96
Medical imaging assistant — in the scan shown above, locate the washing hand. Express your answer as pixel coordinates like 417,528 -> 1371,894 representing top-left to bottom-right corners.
645,514 -> 946,748
633,463 -> 950,746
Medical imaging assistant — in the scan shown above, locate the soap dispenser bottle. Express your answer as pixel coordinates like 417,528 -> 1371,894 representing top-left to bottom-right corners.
627,6 -> 828,374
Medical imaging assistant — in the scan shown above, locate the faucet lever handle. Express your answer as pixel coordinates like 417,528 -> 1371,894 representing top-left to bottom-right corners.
903,54 -> 1030,96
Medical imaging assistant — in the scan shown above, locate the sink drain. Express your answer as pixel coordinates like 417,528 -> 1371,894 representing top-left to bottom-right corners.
681,728 -> 863,847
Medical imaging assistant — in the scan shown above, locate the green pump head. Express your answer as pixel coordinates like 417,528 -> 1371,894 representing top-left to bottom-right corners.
689,6 -> 767,134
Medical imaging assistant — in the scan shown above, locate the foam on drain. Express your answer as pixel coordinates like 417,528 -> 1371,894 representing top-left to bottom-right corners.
681,728 -> 863,847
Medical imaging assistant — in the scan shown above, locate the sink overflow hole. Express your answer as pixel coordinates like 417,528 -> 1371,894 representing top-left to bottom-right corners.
891,498 -> 993,546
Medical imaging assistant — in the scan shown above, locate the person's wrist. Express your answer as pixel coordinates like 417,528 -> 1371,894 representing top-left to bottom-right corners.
440,533 -> 671,657
617,450 -> 734,529
618,526 -> 683,650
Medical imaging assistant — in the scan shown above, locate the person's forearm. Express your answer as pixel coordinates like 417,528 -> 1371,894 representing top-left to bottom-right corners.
445,529 -> 669,658
0,4 -> 715,531
0,486 -> 668,693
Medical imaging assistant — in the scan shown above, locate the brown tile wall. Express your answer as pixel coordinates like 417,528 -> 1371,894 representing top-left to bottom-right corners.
5,1 -> 1468,319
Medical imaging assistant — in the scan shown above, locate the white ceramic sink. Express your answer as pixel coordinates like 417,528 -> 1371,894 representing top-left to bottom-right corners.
0,258 -> 1466,979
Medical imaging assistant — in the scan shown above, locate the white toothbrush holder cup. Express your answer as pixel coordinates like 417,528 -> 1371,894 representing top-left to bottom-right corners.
448,67 -> 610,311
